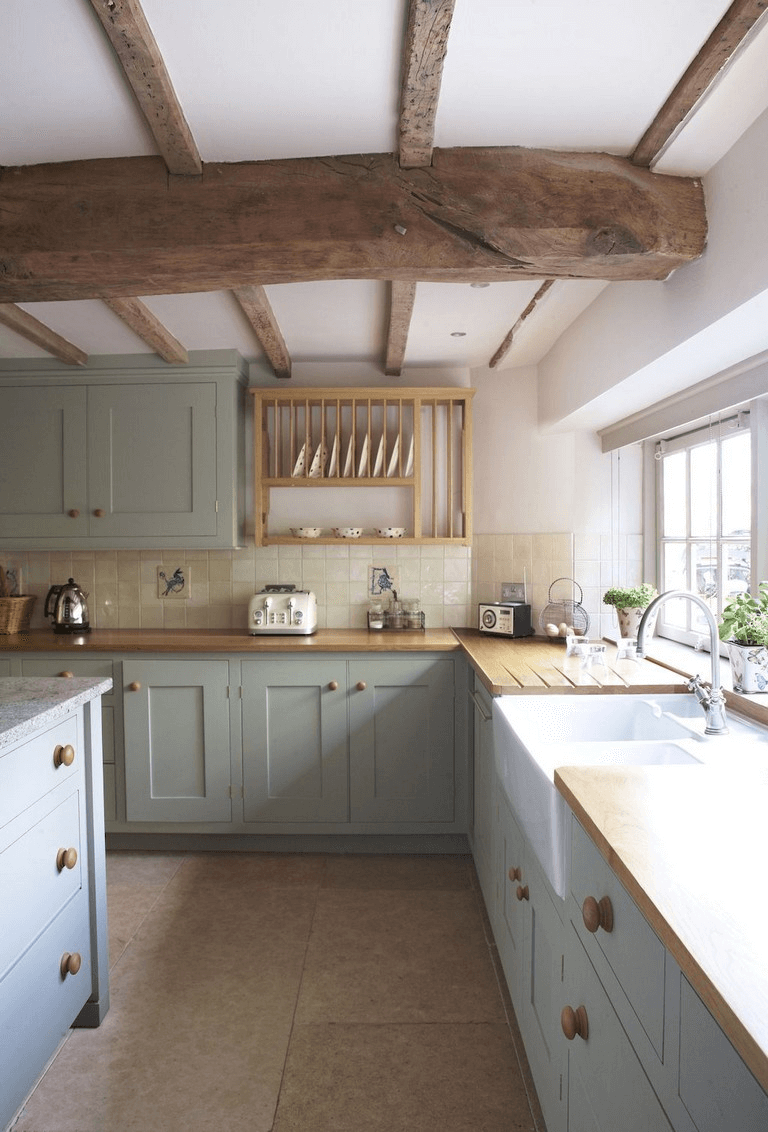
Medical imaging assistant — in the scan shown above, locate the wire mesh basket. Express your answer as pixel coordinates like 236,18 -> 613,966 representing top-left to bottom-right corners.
539,577 -> 590,640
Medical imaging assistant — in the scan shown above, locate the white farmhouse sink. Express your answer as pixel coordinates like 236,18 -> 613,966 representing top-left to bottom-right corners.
492,693 -> 768,899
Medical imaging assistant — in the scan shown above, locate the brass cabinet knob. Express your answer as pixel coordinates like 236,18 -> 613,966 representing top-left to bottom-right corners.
516,884 -> 529,902
128,681 -> 141,692
508,866 -> 522,883
356,681 -> 367,691
57,847 -> 78,871
561,1004 -> 589,1041
93,508 -> 106,518
60,952 -> 82,978
59,670 -> 74,678
53,743 -> 75,768
68,509 -> 80,518
582,895 -> 614,935
328,680 -> 339,691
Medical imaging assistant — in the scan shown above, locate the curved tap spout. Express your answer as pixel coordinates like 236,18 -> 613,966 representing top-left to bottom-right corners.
636,590 -> 728,735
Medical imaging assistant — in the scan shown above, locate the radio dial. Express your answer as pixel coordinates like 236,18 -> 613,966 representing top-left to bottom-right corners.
482,609 -> 497,628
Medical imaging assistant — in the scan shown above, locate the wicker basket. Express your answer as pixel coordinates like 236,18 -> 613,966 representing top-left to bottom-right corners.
0,595 -> 37,634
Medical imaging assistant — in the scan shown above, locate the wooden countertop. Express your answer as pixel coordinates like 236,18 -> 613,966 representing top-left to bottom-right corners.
453,628 -> 688,694
556,763 -> 768,1094
1,627 -> 461,654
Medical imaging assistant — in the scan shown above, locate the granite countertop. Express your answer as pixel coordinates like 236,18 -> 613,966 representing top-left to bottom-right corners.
0,676 -> 113,751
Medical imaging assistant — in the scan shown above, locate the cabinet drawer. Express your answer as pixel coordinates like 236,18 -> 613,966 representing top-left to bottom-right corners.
571,816 -> 666,1061
0,889 -> 91,1132
0,715 -> 80,830
678,977 -> 768,1132
20,659 -> 117,763
0,789 -> 84,981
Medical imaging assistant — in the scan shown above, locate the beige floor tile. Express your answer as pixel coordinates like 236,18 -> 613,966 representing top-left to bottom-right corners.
272,1022 -> 536,1132
322,852 -> 473,890
296,889 -> 506,1024
106,851 -> 185,887
172,851 -> 328,892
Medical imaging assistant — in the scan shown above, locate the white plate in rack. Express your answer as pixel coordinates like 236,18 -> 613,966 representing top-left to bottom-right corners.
309,442 -> 327,478
342,436 -> 354,477
372,435 -> 384,477
292,443 -> 307,477
404,436 -> 414,477
387,435 -> 400,477
327,434 -> 339,477
357,434 -> 369,477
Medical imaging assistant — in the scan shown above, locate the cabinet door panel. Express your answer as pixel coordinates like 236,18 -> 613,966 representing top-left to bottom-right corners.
87,383 -> 218,538
0,386 -> 88,538
497,795 -> 526,1007
241,660 -> 348,823
349,658 -> 454,823
123,660 -> 231,822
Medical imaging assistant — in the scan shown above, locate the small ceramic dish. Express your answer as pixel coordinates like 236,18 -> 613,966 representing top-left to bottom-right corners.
291,527 -> 323,538
333,527 -> 363,539
375,527 -> 406,538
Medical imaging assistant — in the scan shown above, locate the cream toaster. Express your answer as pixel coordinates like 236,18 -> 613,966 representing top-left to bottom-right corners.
248,584 -> 318,635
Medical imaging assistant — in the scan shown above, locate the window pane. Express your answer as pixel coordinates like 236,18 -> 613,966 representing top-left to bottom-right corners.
723,541 -> 751,600
661,543 -> 688,627
662,452 -> 687,536
692,541 -> 717,600
721,431 -> 751,537
690,443 -> 716,537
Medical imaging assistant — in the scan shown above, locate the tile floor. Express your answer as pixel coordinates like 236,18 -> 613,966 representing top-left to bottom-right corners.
14,852 -> 545,1132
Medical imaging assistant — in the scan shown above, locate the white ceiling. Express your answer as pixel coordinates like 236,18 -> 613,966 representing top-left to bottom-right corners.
3,0 -> 768,374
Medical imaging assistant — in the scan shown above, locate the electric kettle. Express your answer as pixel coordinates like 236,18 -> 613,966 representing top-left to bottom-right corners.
44,578 -> 91,634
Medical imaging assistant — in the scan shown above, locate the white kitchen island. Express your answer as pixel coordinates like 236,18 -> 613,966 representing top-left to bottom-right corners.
0,676 -> 111,1132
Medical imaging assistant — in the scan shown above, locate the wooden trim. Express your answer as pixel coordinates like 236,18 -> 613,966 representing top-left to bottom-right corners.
0,304 -> 87,366
385,281 -> 417,375
489,280 -> 555,368
86,0 -> 202,176
399,0 -> 456,168
233,285 -> 291,379
102,296 -> 188,363
632,0 -> 768,167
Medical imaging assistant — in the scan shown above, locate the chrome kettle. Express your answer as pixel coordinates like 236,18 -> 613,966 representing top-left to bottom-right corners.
44,577 -> 91,634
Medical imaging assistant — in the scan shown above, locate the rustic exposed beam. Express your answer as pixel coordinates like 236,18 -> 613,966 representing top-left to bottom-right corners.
632,0 -> 768,167
86,0 -> 202,176
0,304 -> 87,366
385,282 -> 418,375
102,296 -> 188,363
233,286 -> 291,379
399,0 -> 456,168
0,149 -> 707,302
489,280 -> 555,369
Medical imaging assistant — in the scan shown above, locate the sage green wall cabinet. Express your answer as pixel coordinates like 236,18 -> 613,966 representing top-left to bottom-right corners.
348,658 -> 454,823
0,354 -> 246,549
241,660 -> 349,824
122,660 -> 232,824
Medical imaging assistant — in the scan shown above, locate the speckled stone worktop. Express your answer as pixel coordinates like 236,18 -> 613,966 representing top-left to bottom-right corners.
0,676 -> 113,751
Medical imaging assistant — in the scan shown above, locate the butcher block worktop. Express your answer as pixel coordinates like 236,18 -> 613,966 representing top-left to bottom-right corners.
556,763 -> 768,1094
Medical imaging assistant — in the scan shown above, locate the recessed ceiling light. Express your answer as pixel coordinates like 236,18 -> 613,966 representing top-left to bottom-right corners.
451,331 -> 466,337
470,282 -> 490,288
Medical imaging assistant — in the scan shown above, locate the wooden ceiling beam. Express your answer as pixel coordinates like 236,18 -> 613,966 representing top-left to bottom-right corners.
489,280 -> 555,369
0,148 -> 707,302
233,286 -> 291,379
399,0 -> 456,168
102,296 -> 188,363
0,304 -> 87,365
385,282 -> 418,375
86,0 -> 202,177
632,0 -> 768,167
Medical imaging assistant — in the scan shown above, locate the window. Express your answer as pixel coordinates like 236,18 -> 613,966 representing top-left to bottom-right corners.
654,412 -> 751,646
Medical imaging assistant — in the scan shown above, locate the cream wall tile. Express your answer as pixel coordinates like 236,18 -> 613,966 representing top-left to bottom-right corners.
444,557 -> 469,582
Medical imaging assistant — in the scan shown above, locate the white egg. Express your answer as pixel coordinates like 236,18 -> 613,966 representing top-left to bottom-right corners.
545,623 -> 559,636
558,622 -> 569,636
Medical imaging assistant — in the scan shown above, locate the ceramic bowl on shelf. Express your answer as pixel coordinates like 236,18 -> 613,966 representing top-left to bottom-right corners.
291,527 -> 323,538
375,527 -> 407,538
333,527 -> 363,539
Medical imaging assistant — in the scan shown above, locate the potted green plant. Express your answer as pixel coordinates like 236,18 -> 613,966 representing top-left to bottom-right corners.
602,583 -> 658,639
718,582 -> 768,692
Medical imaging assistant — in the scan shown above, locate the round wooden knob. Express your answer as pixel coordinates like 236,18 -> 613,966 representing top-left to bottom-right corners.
68,509 -> 80,518
60,952 -> 82,978
328,680 -> 339,691
128,681 -> 141,692
53,743 -> 75,767
508,866 -> 522,883
582,895 -> 614,934
561,1004 -> 589,1041
57,847 -> 78,871
356,681 -> 367,691
516,884 -> 529,902
93,508 -> 105,518
59,670 -> 74,678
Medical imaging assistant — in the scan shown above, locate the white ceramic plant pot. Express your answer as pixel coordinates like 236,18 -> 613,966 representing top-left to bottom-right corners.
616,606 -> 654,639
727,642 -> 768,692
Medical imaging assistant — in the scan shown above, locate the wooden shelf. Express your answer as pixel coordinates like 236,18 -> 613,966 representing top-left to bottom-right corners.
249,386 -> 474,546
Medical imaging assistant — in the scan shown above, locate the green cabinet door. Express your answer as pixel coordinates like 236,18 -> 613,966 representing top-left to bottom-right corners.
122,659 -> 232,823
241,660 -> 349,823
348,657 -> 454,823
